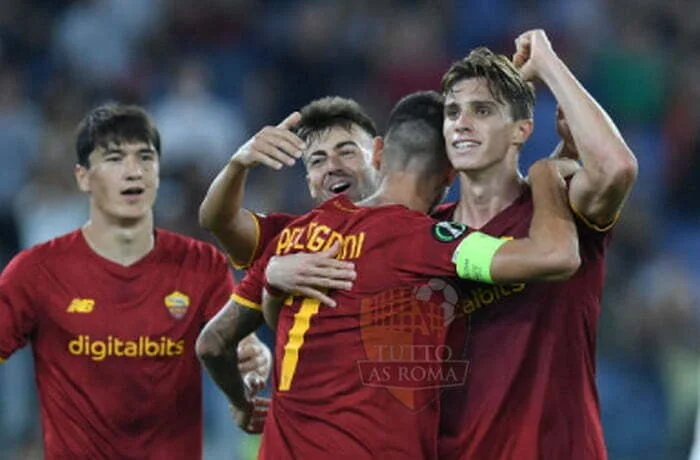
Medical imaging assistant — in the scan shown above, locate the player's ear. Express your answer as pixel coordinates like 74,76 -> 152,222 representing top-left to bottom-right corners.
74,163 -> 91,193
372,136 -> 384,170
512,119 -> 533,147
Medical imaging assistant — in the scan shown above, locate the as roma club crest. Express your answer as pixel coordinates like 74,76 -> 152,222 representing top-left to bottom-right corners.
164,291 -> 190,320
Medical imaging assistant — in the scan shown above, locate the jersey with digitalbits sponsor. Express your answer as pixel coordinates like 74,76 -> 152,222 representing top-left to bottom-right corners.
233,195 -> 472,460
0,229 -> 234,460
433,189 -> 612,460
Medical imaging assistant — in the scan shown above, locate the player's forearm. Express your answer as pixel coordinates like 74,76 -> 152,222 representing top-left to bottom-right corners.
202,342 -> 251,409
490,163 -> 579,283
199,161 -> 257,264
527,162 -> 579,278
539,56 -> 637,192
262,289 -> 284,330
196,302 -> 262,408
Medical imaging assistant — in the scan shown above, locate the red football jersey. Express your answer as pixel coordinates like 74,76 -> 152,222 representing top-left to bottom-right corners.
433,190 -> 612,460
234,195 -> 472,460
231,211 -> 297,269
0,229 -> 234,460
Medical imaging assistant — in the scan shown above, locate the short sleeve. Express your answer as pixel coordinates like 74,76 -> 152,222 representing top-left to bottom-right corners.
0,253 -> 39,361
203,250 -> 238,322
232,211 -> 296,269
231,247 -> 274,312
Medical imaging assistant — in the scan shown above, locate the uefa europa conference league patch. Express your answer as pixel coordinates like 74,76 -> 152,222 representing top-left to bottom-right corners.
432,221 -> 468,242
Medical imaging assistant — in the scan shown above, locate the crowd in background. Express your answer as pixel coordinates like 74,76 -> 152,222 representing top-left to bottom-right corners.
0,0 -> 698,458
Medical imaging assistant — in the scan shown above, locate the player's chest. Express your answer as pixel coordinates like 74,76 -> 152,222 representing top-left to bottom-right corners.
38,271 -> 203,338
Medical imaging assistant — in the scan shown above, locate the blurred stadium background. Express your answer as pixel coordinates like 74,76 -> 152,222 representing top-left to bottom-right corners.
0,0 -> 698,458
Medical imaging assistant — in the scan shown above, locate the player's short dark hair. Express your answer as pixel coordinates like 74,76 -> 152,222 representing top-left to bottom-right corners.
295,96 -> 377,145
381,91 -> 448,175
441,47 -> 535,121
75,103 -> 161,167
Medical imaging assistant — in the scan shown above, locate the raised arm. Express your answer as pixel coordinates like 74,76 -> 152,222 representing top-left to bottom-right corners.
199,112 -> 304,265
449,159 -> 579,284
514,29 -> 638,227
488,159 -> 580,282
196,300 -> 268,433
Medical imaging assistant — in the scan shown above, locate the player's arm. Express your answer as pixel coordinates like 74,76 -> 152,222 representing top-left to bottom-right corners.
514,29 -> 637,228
198,112 -> 304,266
196,299 -> 268,433
0,255 -> 38,362
261,290 -> 285,331
453,159 -> 580,284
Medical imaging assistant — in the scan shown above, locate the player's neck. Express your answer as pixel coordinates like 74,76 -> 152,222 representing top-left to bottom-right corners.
367,173 -> 436,213
454,162 -> 526,229
81,212 -> 155,266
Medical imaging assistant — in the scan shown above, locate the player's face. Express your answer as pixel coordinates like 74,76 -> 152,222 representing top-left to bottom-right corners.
75,140 -> 160,223
304,125 -> 378,203
443,78 -> 531,173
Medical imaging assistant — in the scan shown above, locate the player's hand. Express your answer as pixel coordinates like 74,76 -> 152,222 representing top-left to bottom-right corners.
265,242 -> 356,308
229,395 -> 270,434
512,29 -> 557,82
230,112 -> 305,170
237,334 -> 272,380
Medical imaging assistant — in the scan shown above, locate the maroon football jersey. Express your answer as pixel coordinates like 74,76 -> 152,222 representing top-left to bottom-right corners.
231,211 -> 297,269
234,195 -> 471,460
0,229 -> 234,459
433,189 -> 611,460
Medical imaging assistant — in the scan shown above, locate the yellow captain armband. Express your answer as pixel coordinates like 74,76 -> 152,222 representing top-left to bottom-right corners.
452,232 -> 507,284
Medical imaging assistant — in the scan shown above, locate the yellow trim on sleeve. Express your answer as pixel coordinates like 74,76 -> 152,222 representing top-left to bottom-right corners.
0,357 -> 5,364
570,202 -> 620,233
229,209 -> 261,269
230,293 -> 262,311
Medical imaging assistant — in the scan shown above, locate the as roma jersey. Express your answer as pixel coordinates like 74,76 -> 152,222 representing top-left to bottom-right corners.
434,189 -> 612,460
0,229 -> 234,459
234,195 -> 472,460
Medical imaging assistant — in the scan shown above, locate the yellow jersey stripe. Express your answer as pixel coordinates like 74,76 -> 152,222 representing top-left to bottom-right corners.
230,209 -> 261,270
230,293 -> 262,311
279,298 -> 321,391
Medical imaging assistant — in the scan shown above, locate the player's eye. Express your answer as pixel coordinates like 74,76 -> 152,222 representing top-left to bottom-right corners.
140,153 -> 156,161
309,157 -> 324,167
445,106 -> 459,119
104,155 -> 121,162
340,150 -> 356,158
475,106 -> 491,117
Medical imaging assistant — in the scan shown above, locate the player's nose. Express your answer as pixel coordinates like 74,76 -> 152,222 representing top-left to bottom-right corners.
123,155 -> 144,179
454,112 -> 475,132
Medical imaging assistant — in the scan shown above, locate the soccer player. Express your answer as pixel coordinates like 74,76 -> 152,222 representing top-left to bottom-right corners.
197,91 -> 581,459
0,104 -> 271,459
435,30 -> 639,459
199,96 -> 379,269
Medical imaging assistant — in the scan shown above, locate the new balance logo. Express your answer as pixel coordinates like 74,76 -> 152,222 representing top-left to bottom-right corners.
66,298 -> 95,314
